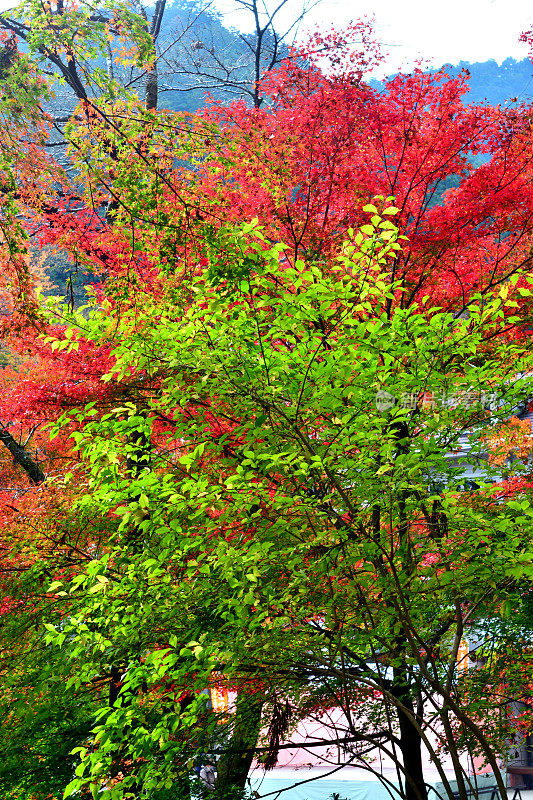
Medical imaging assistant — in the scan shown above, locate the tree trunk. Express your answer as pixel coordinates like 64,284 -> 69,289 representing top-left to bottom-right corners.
393,668 -> 428,800
143,0 -> 166,111
145,62 -> 158,111
215,691 -> 263,798
0,423 -> 44,484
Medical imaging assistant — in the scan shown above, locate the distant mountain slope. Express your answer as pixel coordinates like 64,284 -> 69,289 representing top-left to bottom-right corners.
156,0 -> 289,112
372,58 -> 533,106
436,58 -> 533,105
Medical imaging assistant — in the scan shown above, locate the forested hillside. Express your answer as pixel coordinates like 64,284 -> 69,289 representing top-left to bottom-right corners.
432,57 -> 533,105
143,0 -> 289,112
372,57 -> 533,107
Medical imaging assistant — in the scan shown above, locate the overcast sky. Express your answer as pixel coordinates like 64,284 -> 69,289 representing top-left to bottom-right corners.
213,0 -> 533,74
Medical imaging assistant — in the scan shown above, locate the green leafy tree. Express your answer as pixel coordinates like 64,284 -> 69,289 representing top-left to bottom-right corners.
42,209 -> 533,800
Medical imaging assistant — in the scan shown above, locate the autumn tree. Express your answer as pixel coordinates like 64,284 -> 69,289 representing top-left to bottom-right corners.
194,23 -> 533,318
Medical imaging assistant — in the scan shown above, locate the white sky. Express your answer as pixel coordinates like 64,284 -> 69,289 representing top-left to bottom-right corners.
213,0 -> 533,74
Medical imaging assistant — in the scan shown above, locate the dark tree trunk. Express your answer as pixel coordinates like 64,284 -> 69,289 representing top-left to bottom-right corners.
0,423 -> 44,484
393,668 -> 428,800
143,0 -> 166,111
215,692 -> 264,797
145,62 -> 158,111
